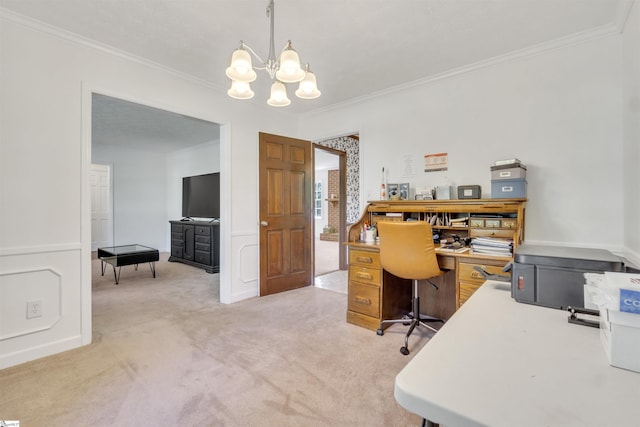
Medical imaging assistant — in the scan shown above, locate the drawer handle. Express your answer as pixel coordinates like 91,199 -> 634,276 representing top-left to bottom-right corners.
355,272 -> 373,281
354,296 -> 371,305
356,256 -> 373,264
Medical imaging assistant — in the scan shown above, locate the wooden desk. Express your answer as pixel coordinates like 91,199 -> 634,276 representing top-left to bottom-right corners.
346,199 -> 525,330
395,280 -> 640,426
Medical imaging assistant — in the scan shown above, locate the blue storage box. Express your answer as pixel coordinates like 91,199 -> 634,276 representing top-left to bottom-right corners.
491,178 -> 527,198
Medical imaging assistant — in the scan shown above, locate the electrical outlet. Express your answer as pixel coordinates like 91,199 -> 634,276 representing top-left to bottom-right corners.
27,299 -> 43,319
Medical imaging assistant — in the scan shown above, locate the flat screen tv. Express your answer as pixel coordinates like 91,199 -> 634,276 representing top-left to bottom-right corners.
182,172 -> 220,219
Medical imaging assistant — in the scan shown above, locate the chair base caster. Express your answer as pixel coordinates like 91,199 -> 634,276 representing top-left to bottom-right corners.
400,346 -> 410,355
376,328 -> 384,336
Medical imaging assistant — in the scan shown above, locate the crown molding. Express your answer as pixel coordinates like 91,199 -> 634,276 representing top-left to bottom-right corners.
0,7 -> 302,115
0,7 -> 228,94
1,5 -> 630,119
304,22 -> 621,117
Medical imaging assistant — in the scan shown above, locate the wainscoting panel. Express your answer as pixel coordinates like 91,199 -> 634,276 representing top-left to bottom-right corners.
0,245 -> 83,369
230,231 -> 259,303
0,268 -> 63,340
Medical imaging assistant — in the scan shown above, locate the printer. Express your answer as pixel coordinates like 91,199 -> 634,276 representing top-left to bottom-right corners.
512,244 -> 625,309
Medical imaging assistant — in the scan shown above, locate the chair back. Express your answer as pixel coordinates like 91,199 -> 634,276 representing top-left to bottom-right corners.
377,221 -> 442,280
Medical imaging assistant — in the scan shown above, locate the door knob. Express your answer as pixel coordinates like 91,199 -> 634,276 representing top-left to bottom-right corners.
260,221 -> 268,227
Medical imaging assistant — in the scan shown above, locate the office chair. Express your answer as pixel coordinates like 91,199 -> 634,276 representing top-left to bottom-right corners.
376,221 -> 444,355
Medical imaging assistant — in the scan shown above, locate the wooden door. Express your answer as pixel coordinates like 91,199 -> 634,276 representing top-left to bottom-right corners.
259,132 -> 313,296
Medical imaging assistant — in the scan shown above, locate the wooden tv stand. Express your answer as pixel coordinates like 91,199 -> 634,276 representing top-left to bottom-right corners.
169,220 -> 220,273
345,199 -> 526,330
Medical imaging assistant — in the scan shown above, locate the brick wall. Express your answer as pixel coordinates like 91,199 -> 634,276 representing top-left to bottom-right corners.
327,169 -> 339,229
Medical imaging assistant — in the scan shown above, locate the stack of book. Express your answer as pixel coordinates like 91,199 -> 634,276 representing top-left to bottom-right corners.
494,158 -> 522,167
450,216 -> 468,228
470,237 -> 513,256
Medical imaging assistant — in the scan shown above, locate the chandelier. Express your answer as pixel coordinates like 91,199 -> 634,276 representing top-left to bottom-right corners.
225,0 -> 321,107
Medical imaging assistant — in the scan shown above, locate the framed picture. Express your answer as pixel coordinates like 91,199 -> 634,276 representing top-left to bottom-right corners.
399,183 -> 410,200
387,183 -> 399,199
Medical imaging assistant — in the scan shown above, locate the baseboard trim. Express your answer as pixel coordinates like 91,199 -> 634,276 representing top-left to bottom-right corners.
0,334 -> 84,370
228,288 -> 259,304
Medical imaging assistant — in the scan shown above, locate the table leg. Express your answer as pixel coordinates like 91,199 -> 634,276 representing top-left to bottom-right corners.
101,260 -> 106,276
112,266 -> 121,285
149,262 -> 156,278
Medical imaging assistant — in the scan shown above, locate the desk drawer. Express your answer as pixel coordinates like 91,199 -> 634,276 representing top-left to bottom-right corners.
348,282 -> 380,317
349,249 -> 380,268
469,229 -> 515,239
459,280 -> 482,306
438,255 -> 456,270
459,262 -> 509,284
349,266 -> 381,286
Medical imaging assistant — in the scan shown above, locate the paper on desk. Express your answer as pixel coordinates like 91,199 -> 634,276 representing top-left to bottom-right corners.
584,272 -> 640,314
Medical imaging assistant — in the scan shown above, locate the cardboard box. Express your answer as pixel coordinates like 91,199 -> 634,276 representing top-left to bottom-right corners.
457,185 -> 481,199
600,308 -> 640,373
491,166 -> 527,180
491,178 -> 527,198
436,185 -> 453,200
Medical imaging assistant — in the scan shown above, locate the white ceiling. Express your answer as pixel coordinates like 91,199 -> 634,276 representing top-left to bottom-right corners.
92,94 -> 220,152
1,0 -> 629,152
0,0 -> 629,116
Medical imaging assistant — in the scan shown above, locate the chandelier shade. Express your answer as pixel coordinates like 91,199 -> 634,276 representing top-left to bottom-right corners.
227,80 -> 255,99
267,81 -> 291,107
225,48 -> 257,83
225,0 -> 320,106
275,44 -> 305,83
295,66 -> 321,99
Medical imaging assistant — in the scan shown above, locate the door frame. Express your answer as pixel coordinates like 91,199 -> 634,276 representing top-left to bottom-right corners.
313,144 -> 347,270
81,83 -> 231,345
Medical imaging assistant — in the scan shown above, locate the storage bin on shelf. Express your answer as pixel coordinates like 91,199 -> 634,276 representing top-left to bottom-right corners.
491,178 -> 527,198
584,272 -> 640,373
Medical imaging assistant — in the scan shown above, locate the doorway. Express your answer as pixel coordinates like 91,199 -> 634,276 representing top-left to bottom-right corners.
313,146 -> 345,277
90,93 -> 220,251
90,163 -> 113,251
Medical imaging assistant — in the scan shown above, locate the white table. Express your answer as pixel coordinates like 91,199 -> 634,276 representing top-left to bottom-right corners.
395,280 -> 640,427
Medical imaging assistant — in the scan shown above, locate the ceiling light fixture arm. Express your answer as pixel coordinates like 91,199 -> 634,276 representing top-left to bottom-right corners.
240,0 -> 280,80
265,0 -> 277,79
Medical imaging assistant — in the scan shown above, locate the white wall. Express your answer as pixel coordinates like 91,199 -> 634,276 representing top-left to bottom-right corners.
91,140 -> 220,254
0,12 -> 295,369
166,141 -> 221,248
314,169 -> 328,238
299,32 -> 625,254
92,144 -> 169,251
622,1 -> 640,266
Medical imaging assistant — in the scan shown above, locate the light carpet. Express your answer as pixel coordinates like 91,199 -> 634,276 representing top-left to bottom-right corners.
315,238 -> 340,277
0,254 -> 427,426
